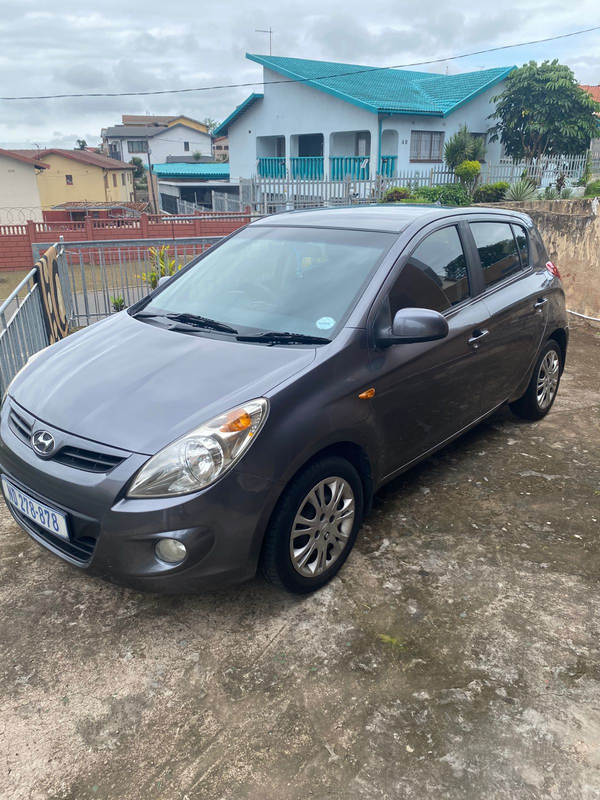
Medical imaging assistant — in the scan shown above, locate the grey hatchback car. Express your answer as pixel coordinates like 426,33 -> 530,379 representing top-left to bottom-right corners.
0,205 -> 567,593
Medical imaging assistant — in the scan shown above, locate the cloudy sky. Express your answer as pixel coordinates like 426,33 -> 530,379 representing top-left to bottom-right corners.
0,0 -> 599,148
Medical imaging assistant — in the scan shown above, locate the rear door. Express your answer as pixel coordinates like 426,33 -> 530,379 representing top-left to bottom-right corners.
368,220 -> 491,479
465,218 -> 549,414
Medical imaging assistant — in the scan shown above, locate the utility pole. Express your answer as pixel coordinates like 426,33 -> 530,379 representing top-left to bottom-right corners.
255,27 -> 273,55
146,141 -> 157,214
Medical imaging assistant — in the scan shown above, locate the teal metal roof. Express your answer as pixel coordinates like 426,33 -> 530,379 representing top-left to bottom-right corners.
213,93 -> 264,136
150,162 -> 230,180
244,54 -> 514,117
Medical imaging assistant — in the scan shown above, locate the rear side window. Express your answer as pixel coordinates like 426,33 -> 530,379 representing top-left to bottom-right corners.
389,226 -> 470,314
512,224 -> 530,267
470,221 -> 521,289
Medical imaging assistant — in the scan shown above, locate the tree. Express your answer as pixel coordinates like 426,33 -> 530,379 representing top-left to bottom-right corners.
201,117 -> 220,134
76,139 -> 87,150
444,125 -> 486,170
129,156 -> 145,180
489,60 -> 600,162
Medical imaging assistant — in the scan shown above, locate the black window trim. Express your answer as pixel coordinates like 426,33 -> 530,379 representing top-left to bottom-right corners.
465,216 -> 531,299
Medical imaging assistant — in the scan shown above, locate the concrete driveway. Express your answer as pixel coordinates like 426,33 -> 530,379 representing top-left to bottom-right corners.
1,322 -> 599,800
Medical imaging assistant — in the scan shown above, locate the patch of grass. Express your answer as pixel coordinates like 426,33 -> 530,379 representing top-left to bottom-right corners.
377,633 -> 406,650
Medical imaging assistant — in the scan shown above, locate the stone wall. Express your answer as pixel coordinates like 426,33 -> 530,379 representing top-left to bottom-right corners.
495,199 -> 600,319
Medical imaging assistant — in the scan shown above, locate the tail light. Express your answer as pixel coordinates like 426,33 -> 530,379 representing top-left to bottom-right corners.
546,261 -> 561,280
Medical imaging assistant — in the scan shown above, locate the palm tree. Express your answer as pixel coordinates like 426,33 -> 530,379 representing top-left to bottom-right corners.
444,125 -> 486,170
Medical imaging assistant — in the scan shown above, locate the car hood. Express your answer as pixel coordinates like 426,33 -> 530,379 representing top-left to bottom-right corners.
10,312 -> 316,454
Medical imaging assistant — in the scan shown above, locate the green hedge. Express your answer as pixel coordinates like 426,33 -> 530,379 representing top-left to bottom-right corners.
473,182 -> 510,203
584,180 -> 600,197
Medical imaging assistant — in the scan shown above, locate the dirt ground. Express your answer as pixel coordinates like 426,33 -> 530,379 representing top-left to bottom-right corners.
1,322 -> 599,800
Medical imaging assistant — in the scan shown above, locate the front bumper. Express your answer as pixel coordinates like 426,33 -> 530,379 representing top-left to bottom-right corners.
0,399 -> 281,593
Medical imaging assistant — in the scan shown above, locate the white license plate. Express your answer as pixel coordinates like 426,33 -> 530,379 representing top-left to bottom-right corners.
2,477 -> 69,540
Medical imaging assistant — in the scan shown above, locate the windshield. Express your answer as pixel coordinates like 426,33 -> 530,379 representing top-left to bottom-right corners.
138,225 -> 396,339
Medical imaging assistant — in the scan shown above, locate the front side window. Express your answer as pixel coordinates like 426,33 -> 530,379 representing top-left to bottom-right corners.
140,227 -> 396,339
410,131 -> 444,162
470,221 -> 522,289
389,226 -> 470,315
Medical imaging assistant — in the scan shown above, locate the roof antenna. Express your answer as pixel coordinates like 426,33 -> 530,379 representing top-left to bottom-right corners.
255,26 -> 273,55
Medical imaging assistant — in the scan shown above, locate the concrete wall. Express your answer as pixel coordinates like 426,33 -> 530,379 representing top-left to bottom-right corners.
498,199 -> 600,318
0,155 -> 43,222
227,66 -> 506,178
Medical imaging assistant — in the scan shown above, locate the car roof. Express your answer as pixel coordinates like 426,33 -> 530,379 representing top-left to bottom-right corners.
250,204 -> 530,234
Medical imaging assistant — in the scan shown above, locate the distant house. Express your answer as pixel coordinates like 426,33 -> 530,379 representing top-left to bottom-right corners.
215,54 -> 515,180
101,114 -> 212,165
0,149 -> 47,222
213,135 -> 229,161
10,149 -> 135,208
149,162 -> 237,212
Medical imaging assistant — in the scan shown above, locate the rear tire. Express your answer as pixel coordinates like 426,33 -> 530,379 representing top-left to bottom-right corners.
259,456 -> 363,593
510,340 -> 562,421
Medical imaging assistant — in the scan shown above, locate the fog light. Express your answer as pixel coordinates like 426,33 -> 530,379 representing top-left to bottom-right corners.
155,538 -> 187,564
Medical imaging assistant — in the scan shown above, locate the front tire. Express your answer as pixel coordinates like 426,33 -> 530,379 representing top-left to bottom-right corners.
259,456 -> 363,593
510,339 -> 562,421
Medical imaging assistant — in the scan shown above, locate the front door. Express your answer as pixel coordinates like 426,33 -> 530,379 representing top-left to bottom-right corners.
466,219 -> 549,414
369,222 -> 490,480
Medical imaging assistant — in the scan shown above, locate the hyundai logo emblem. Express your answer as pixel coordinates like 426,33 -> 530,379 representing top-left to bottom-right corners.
31,430 -> 56,457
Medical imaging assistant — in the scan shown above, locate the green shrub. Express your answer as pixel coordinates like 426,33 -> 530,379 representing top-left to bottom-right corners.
454,160 -> 481,189
381,186 -> 412,203
584,179 -> 600,197
473,182 -> 510,203
560,187 -> 573,199
542,186 -> 560,200
413,184 -> 471,206
503,179 -> 538,202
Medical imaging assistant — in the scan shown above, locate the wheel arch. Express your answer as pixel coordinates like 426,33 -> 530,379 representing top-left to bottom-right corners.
547,327 -> 567,373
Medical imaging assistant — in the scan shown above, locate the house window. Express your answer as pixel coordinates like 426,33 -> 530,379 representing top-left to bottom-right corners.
65,174 -> 73,185
215,145 -> 222,150
112,173 -> 117,187
472,132 -> 487,161
121,173 -> 126,186
184,141 -> 190,151
224,145 -> 229,151
410,131 -> 444,162
127,140 -> 147,153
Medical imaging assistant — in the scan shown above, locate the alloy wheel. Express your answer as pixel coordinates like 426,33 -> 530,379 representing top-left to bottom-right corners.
537,349 -> 560,410
290,476 -> 355,578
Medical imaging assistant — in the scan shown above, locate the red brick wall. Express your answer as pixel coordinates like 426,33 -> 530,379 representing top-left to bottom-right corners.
0,213 -> 250,271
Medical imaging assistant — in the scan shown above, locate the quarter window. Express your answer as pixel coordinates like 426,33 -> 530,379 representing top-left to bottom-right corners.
470,222 -> 522,289
410,131 -> 444,162
512,224 -> 529,267
389,226 -> 470,315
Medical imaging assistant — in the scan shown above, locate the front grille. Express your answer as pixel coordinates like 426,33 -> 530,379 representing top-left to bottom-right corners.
9,408 -> 33,444
10,506 -> 97,564
53,446 -> 126,473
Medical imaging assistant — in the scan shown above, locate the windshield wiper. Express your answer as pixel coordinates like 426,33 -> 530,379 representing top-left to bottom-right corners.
133,310 -> 238,335
236,331 -> 331,345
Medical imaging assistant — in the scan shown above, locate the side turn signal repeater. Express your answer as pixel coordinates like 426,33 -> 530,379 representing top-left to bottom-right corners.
358,388 -> 376,400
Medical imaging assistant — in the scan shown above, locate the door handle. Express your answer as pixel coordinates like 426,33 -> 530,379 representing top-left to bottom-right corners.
534,297 -> 548,310
468,329 -> 489,349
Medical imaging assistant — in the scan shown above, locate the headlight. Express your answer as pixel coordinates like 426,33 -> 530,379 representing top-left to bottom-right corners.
127,398 -> 268,498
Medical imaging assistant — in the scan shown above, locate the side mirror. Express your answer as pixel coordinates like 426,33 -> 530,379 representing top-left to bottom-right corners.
157,275 -> 171,288
377,307 -> 449,347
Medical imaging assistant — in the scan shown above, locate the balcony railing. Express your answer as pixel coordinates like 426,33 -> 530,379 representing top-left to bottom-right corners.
379,155 -> 397,177
330,156 -> 370,180
290,157 -> 324,179
257,157 -> 287,178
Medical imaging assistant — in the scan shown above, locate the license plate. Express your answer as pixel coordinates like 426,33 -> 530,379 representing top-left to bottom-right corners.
2,477 -> 69,540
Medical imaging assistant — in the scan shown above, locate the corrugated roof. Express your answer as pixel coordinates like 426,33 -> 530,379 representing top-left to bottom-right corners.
12,149 -> 134,170
102,125 -> 165,138
150,162 -> 230,180
213,93 -> 264,136
581,84 -> 600,103
243,54 -> 514,117
0,148 -> 49,169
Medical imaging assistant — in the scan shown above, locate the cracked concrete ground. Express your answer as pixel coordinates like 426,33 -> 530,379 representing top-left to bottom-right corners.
1,321 -> 599,800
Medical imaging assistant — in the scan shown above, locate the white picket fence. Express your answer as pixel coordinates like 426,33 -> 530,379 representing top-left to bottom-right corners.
244,154 -> 589,213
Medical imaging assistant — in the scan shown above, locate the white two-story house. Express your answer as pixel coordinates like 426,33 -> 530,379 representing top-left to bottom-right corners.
215,55 -> 514,181
101,116 -> 213,166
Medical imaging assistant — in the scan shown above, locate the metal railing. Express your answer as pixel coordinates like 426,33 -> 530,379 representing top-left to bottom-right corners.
330,156 -> 370,180
0,270 -> 50,393
32,236 -> 226,328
